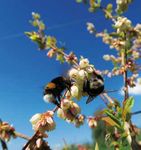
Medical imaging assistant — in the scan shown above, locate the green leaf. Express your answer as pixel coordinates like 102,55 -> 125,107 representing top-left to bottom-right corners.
105,110 -> 121,128
56,54 -> 65,63
25,32 -> 39,41
97,0 -> 101,4
95,142 -> 99,150
122,97 -> 134,120
39,21 -> 45,30
46,36 -> 57,49
106,4 -> 113,12
105,4 -> 113,19
76,0 -> 83,3
102,116 -> 120,127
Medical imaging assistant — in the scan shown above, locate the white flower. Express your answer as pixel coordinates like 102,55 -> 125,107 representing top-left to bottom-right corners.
79,58 -> 89,68
115,17 -> 131,33
30,113 -> 42,125
71,85 -> 79,97
78,70 -> 87,80
57,108 -> 65,119
116,0 -> 123,5
68,68 -> 79,79
135,24 -> 141,32
86,66 -> 94,73
103,55 -> 110,61
43,94 -> 55,103
86,22 -> 95,34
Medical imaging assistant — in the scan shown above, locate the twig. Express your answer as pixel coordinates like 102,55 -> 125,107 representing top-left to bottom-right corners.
22,131 -> 39,150
100,95 -> 108,106
131,111 -> 141,115
103,93 -> 114,104
14,132 -> 30,140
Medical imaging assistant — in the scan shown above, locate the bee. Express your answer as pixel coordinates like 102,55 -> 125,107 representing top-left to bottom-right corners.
83,72 -> 104,104
43,76 -> 71,107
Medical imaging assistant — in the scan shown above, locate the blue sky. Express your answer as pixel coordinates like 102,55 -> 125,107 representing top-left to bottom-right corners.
0,0 -> 141,149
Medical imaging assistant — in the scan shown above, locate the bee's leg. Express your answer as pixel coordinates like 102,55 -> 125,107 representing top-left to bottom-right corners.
0,139 -> 8,150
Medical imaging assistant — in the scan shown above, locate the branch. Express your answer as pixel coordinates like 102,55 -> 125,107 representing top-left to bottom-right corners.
131,111 -> 141,115
14,132 -> 30,141
22,131 -> 39,150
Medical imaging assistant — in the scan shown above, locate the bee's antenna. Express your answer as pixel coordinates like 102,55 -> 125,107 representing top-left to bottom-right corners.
103,90 -> 119,93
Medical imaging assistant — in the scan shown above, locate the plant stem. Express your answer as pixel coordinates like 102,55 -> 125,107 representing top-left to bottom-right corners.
123,50 -> 129,101
14,132 -> 30,140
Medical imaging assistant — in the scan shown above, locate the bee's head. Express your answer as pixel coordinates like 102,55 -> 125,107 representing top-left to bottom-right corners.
89,72 -> 104,89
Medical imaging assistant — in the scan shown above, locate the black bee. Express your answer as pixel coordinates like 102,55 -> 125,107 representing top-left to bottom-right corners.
43,76 -> 71,107
83,72 -> 104,104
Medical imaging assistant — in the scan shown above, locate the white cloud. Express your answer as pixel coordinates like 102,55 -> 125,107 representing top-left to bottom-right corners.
120,83 -> 141,95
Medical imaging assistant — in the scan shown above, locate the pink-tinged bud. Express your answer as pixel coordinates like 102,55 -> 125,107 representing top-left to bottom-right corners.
61,99 -> 71,110
74,114 -> 85,127
70,102 -> 81,115
88,118 -> 97,128
30,111 -> 56,133
47,49 -> 56,58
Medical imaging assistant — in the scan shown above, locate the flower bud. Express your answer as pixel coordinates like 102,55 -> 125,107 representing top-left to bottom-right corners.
71,102 -> 81,115
69,68 -> 79,79
43,94 -> 55,103
57,108 -> 65,119
30,113 -> 42,125
103,55 -> 110,61
61,99 -> 71,110
74,114 -> 85,127
71,85 -> 79,98
88,118 -> 97,128
79,58 -> 89,68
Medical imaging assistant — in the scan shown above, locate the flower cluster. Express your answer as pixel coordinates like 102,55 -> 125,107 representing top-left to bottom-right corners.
97,32 -> 126,51
116,0 -> 132,14
57,99 -> 81,121
30,111 -> 56,134
68,57 -> 94,100
114,17 -> 132,34
0,121 -> 16,142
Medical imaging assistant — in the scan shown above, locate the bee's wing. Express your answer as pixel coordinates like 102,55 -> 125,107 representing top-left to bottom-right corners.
86,96 -> 96,104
